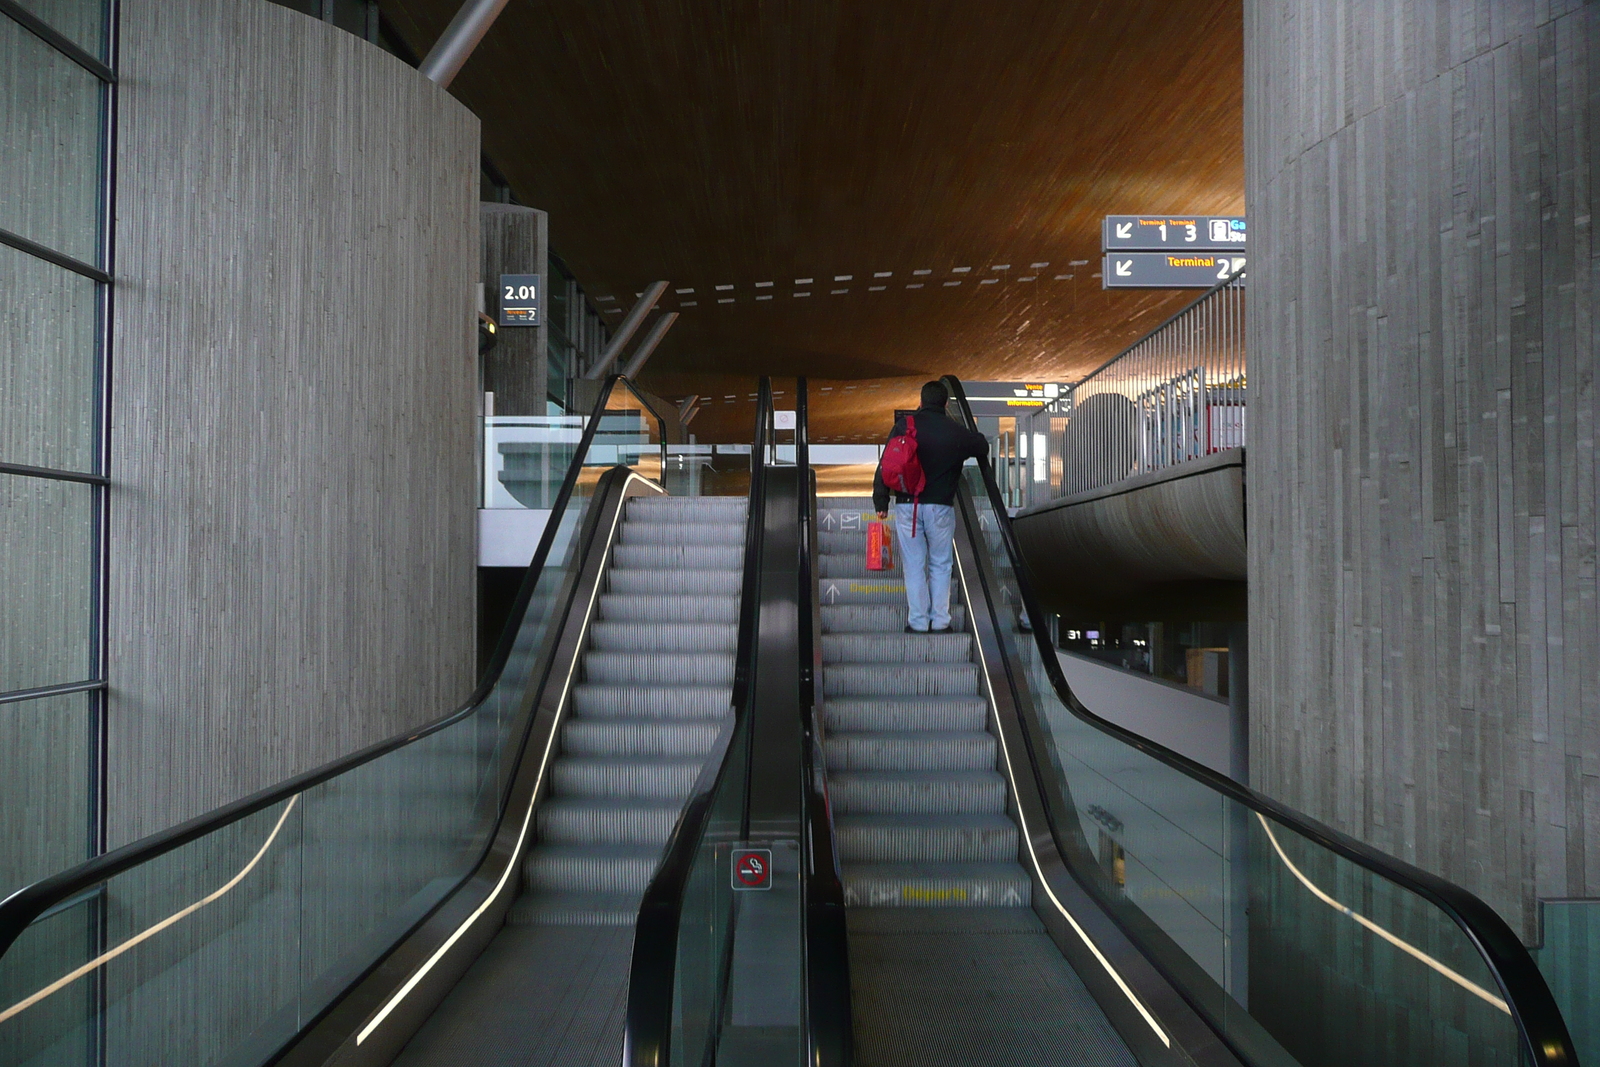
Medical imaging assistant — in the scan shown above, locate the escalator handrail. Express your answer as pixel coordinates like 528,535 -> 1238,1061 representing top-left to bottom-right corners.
940,375 -> 1578,1067
0,374 -> 651,955
624,378 -> 774,1067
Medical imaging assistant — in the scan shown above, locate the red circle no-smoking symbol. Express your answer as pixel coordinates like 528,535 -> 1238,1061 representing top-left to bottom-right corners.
733,849 -> 771,889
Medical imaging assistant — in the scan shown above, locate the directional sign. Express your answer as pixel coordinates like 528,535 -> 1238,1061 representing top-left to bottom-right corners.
1103,215 -> 1246,252
498,273 -> 541,326
962,381 -> 1065,418
731,848 -> 772,890
1102,252 -> 1246,290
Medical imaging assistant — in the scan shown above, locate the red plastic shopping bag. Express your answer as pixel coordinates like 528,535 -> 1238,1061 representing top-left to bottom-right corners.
865,520 -> 893,571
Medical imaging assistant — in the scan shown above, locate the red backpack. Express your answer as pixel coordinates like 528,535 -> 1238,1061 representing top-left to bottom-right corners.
881,415 -> 928,535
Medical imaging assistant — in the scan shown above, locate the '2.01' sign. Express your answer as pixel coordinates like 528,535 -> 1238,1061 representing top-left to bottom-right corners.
499,273 -> 541,327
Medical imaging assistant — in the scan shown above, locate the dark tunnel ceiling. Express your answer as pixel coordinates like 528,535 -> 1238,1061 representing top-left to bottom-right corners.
381,0 -> 1243,440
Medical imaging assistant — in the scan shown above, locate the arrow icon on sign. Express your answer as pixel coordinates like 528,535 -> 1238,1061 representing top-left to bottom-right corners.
821,512 -> 836,530
824,583 -> 840,604
1114,222 -> 1132,239
1115,260 -> 1133,277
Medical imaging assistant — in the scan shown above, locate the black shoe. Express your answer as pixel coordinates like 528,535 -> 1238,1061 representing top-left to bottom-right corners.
930,625 -> 952,634
904,624 -> 928,634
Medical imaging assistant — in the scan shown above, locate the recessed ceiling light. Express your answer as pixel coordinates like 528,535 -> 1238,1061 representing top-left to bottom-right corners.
979,278 -> 998,284
756,294 -> 772,301
944,280 -> 961,286
715,284 -> 733,291
990,264 -> 1010,271
634,292 -> 644,297
906,283 -> 924,289
1070,260 -> 1089,266
796,277 -> 814,284
1030,262 -> 1049,269
834,274 -> 852,281
831,288 -> 848,294
952,266 -> 971,273
1018,276 -> 1036,282
681,300 -> 698,306
795,291 -> 811,297
873,271 -> 892,278
913,269 -> 931,276
756,281 -> 774,288
675,287 -> 694,294
868,285 -> 886,291
718,297 -> 735,303
597,295 -> 618,302
1090,272 -> 1101,278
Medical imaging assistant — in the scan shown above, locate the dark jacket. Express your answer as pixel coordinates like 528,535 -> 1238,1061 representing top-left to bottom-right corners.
872,405 -> 990,513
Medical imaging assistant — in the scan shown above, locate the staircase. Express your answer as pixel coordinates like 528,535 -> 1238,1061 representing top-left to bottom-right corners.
817,497 -> 1031,908
509,493 -> 748,926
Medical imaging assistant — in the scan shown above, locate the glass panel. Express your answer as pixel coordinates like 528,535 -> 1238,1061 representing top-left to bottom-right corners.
0,474 -> 94,694
0,380 -> 680,1065
0,692 -> 92,898
483,382 -> 665,507
0,15 -> 105,264
958,465 -> 1528,1067
1533,901 -> 1597,1067
9,0 -> 109,61
0,244 -> 98,472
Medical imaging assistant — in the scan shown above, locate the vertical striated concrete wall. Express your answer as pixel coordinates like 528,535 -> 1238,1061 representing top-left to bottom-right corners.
1245,0 -> 1597,939
108,0 -> 481,845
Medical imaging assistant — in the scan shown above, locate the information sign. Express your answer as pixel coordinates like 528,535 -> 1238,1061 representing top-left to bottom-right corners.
1102,215 -> 1246,251
498,273 -> 541,327
961,381 -> 1064,418
731,848 -> 772,890
1102,252 -> 1246,289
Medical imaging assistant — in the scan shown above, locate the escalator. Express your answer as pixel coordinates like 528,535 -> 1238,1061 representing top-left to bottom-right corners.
0,376 -> 775,1067
624,375 -> 1580,1067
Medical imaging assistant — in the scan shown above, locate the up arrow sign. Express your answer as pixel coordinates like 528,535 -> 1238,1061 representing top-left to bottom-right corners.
1115,260 -> 1133,277
1114,222 -> 1132,239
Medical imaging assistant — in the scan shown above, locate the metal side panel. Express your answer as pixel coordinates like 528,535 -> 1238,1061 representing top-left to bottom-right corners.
949,487 -> 1242,1067
274,468 -> 666,1067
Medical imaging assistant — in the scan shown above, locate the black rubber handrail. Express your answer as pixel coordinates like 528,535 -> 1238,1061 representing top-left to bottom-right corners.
0,374 -> 660,956
940,375 -> 1579,1067
796,378 -> 853,1067
625,378 -> 774,1067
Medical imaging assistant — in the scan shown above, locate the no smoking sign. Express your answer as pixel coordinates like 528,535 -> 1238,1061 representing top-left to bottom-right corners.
731,848 -> 772,891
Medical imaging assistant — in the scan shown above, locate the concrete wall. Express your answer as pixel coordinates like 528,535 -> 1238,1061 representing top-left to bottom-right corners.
1245,0 -> 1597,939
107,0 -> 481,845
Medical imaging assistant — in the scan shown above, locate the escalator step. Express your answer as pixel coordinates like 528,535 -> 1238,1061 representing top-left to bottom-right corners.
821,604 -> 967,633
629,497 -> 746,520
823,698 -> 989,733
824,730 -> 996,771
538,797 -> 683,845
620,522 -> 746,546
834,814 -> 1019,863
607,569 -> 742,595
597,594 -> 740,623
506,891 -> 641,928
562,717 -> 728,758
823,664 -> 980,697
551,757 -> 704,799
573,684 -> 732,720
589,621 -> 739,652
829,771 -> 1008,815
614,544 -> 743,569
583,651 -> 736,686
822,633 -> 973,664
819,554 -> 904,579
524,844 -> 659,894
841,862 -> 1032,908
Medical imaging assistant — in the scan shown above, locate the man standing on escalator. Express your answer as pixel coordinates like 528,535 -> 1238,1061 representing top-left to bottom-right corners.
873,380 -> 990,634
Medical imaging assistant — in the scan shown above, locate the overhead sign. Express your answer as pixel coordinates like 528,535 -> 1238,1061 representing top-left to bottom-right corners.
498,273 -> 541,327
1103,215 -> 1247,251
962,381 -> 1064,417
1102,252 -> 1246,289
731,848 -> 772,890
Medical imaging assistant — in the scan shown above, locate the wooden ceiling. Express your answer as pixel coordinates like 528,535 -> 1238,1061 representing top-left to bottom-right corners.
380,0 -> 1243,440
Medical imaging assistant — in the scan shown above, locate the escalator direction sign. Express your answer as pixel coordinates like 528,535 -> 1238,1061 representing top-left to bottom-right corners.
498,273 -> 541,326
732,848 -> 772,890
1102,253 -> 1247,289
1102,215 -> 1247,251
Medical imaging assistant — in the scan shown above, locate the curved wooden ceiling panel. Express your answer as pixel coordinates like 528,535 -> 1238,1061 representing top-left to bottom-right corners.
381,0 -> 1242,438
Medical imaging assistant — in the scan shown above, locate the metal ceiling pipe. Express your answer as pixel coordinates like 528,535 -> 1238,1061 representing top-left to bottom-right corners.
681,399 -> 705,426
676,394 -> 701,420
583,281 -> 669,379
620,312 -> 680,379
419,0 -> 512,88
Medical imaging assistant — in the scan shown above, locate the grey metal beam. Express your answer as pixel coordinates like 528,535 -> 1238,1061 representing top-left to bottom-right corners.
419,0 -> 512,88
583,281 -> 669,379
620,312 -> 679,379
